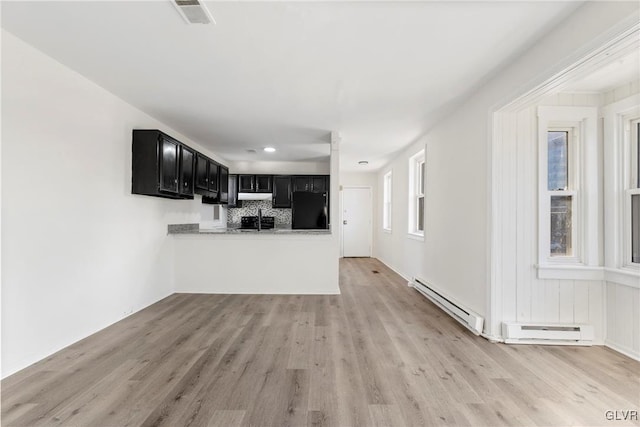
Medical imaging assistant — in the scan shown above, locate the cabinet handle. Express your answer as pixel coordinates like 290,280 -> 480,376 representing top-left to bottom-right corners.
174,179 -> 178,183
184,182 -> 188,187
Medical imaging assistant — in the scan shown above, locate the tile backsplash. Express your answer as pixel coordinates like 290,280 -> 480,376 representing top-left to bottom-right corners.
228,200 -> 292,226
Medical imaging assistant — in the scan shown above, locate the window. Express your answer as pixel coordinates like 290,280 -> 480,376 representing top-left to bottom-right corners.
602,97 -> 639,285
537,106 -> 598,270
408,149 -> 425,238
547,128 -> 576,257
628,118 -> 640,264
383,171 -> 392,231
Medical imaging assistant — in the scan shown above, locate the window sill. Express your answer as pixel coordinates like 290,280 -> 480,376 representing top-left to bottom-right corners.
535,264 -> 640,288
604,268 -> 640,289
407,232 -> 424,242
536,264 -> 603,280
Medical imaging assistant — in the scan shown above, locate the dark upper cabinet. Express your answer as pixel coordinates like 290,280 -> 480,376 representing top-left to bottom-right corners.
272,175 -> 292,208
228,174 -> 241,208
238,174 -> 273,193
195,154 -> 219,198
178,145 -> 194,197
292,176 -> 310,192
132,129 -> 228,201
238,174 -> 255,192
208,161 -> 219,192
218,166 -> 229,204
159,136 -> 179,193
255,175 -> 272,193
132,129 -> 192,200
311,176 -> 327,193
195,153 -> 209,191
292,175 -> 328,193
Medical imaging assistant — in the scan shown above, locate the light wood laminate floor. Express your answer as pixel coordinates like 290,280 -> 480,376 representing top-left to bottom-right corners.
2,258 -> 639,427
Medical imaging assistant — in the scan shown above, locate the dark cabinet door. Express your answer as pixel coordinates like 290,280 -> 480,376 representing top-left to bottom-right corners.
310,176 -> 327,193
272,175 -> 292,208
195,153 -> 209,190
255,175 -> 272,193
228,174 -> 241,208
292,176 -> 310,192
159,137 -> 179,193
178,145 -> 194,196
208,161 -> 219,193
238,174 -> 255,192
219,166 -> 229,203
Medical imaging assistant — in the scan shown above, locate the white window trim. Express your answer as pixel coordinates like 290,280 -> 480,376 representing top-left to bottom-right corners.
537,106 -> 598,278
624,117 -> 640,269
383,170 -> 392,232
408,149 -> 425,240
603,95 -> 640,278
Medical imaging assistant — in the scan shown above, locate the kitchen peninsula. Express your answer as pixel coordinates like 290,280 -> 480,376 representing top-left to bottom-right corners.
169,224 -> 339,295
132,128 -> 340,295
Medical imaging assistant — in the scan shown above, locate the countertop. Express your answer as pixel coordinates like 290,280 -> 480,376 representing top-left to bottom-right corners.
168,224 -> 331,235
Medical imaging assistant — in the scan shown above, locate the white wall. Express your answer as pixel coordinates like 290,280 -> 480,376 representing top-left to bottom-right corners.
1,30 -> 227,377
374,117 -> 487,316
606,281 -> 640,359
494,103 -> 606,342
601,84 -> 640,359
490,81 -> 639,348
373,2 -> 639,326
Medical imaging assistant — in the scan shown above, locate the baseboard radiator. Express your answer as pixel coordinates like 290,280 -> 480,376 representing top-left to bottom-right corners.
502,322 -> 594,346
410,278 -> 484,335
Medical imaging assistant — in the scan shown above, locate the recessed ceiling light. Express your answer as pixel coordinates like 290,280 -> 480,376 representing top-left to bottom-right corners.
264,147 -> 276,153
358,160 -> 369,165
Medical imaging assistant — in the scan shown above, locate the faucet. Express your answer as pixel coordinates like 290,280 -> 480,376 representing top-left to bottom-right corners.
258,208 -> 262,231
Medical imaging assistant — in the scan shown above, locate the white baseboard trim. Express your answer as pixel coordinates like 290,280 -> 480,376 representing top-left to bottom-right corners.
2,290 -> 175,379
605,340 -> 640,362
482,333 -> 504,343
374,257 -> 411,282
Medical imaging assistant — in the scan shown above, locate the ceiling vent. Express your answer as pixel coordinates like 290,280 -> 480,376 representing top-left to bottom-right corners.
173,0 -> 215,25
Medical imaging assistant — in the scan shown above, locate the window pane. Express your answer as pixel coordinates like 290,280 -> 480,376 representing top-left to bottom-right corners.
383,203 -> 390,229
548,131 -> 568,191
417,196 -> 424,231
633,194 -> 640,263
419,161 -> 425,194
550,195 -> 572,256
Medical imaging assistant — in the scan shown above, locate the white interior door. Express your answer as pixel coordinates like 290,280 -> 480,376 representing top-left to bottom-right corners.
342,187 -> 372,257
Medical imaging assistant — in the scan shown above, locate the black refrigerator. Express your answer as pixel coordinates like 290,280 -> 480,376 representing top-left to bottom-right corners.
292,192 -> 328,229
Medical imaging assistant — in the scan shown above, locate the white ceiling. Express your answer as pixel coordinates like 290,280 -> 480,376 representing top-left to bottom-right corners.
2,1 -> 582,171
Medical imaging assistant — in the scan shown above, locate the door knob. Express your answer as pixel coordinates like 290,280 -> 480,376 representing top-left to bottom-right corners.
343,220 -> 347,225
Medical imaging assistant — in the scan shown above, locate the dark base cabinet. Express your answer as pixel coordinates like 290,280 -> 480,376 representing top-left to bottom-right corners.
132,130 -> 192,200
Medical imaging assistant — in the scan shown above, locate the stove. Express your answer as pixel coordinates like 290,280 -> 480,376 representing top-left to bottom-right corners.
240,216 -> 275,230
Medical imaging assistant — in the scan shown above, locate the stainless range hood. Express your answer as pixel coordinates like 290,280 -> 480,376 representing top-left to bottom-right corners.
238,193 -> 273,201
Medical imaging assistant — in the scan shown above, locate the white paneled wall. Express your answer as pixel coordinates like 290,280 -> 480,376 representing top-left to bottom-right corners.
606,282 -> 640,359
494,86 -> 640,352
492,106 -> 606,341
